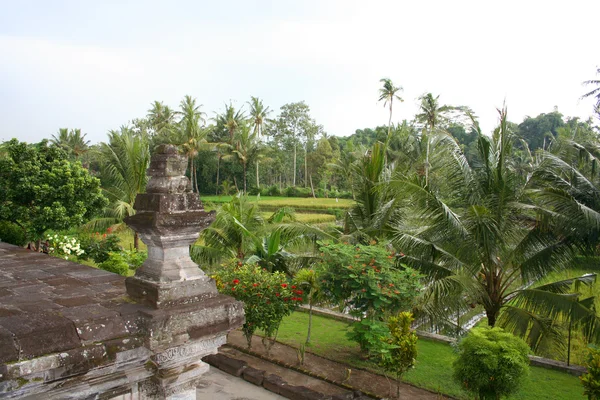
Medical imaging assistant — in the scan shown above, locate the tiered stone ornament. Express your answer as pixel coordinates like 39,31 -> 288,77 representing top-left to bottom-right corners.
125,144 -> 218,308
124,145 -> 244,399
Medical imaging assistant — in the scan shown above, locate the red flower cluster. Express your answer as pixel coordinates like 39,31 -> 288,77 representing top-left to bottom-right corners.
281,283 -> 288,288
232,279 -> 240,285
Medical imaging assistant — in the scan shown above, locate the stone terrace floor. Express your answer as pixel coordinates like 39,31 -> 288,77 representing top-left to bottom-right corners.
0,242 -> 137,364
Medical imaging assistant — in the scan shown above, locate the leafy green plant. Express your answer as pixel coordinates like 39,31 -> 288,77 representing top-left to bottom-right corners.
46,233 -> 85,260
79,232 -> 122,263
347,318 -> 391,355
98,250 -> 147,276
318,241 -> 422,319
0,220 -> 27,246
581,345 -> 600,400
215,263 -> 300,351
453,327 -> 530,400
380,312 -> 418,399
99,252 -> 129,275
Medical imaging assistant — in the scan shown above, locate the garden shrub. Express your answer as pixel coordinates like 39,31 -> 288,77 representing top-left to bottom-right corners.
215,263 -> 300,349
581,345 -> 600,399
380,312 -> 418,398
46,233 -> 85,260
0,220 -> 27,246
263,185 -> 281,196
453,327 -> 530,400
347,319 -> 391,355
79,232 -> 122,263
98,250 -> 147,276
317,241 -> 422,318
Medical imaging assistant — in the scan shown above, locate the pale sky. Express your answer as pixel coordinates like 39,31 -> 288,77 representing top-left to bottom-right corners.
0,0 -> 598,144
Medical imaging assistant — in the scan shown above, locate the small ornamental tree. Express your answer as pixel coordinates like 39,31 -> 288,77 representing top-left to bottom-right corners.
380,312 -> 418,399
318,241 -> 422,318
215,263 -> 300,350
317,241 -> 421,354
581,345 -> 600,400
453,327 -> 530,400
293,268 -> 322,344
0,139 -> 107,248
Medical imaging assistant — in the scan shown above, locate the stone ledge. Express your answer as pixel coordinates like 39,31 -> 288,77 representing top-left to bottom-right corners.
203,353 -> 247,377
205,353 -> 374,400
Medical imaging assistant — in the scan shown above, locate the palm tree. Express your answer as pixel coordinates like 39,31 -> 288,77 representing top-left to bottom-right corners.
415,93 -> 461,188
177,95 -> 207,193
392,107 -> 600,351
294,268 -> 323,344
216,103 -> 246,145
248,96 -> 272,189
95,127 -> 150,250
378,78 -> 404,142
231,124 -> 258,192
147,100 -> 176,139
51,128 -> 90,160
582,67 -> 600,108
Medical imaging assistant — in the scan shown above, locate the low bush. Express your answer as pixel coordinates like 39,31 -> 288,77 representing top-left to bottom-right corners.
453,327 -> 530,400
79,232 -> 122,263
581,345 -> 600,399
215,262 -> 300,350
98,250 -> 147,276
0,220 -> 27,246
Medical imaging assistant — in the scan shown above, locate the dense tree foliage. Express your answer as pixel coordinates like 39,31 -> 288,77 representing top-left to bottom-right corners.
0,140 -> 106,245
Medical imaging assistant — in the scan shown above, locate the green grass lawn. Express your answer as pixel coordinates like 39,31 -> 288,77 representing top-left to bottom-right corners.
269,312 -> 585,400
201,195 -> 354,210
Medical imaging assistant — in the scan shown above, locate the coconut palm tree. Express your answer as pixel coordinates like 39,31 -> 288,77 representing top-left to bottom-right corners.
415,93 -> 466,188
248,96 -> 272,188
51,128 -> 90,160
378,78 -> 404,141
94,127 -> 150,250
582,67 -> 600,108
231,124 -> 258,192
392,107 -> 600,351
177,95 -> 207,193
147,100 -> 176,139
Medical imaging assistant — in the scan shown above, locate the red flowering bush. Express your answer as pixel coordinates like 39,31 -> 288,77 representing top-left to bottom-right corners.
215,263 -> 300,349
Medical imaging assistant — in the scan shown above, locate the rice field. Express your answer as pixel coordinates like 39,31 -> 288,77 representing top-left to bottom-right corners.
200,195 -> 354,210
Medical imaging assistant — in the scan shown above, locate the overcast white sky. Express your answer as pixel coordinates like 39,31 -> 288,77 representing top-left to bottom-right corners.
0,0 -> 598,144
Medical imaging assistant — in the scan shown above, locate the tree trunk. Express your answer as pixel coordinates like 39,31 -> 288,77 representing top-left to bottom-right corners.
309,175 -> 316,198
243,162 -> 247,193
216,155 -> 221,195
306,302 -> 313,344
486,308 -> 497,327
304,147 -> 308,188
256,160 -> 260,189
134,231 -> 139,251
293,143 -> 297,186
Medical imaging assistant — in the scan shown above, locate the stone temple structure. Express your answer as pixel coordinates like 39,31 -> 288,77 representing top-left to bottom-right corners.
0,145 -> 244,399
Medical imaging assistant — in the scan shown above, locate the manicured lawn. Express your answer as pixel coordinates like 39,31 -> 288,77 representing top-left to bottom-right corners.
201,195 -> 354,210
270,312 -> 585,400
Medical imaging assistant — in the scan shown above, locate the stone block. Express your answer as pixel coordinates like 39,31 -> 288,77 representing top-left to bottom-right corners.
242,366 -> 265,386
54,296 -> 96,307
263,373 -> 287,394
331,392 -> 354,400
279,385 -> 330,400
0,326 -> 17,364
0,312 -> 80,360
60,304 -> 129,343
202,353 -> 247,377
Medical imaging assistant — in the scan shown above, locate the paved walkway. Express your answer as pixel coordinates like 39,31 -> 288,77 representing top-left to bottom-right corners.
196,367 -> 285,399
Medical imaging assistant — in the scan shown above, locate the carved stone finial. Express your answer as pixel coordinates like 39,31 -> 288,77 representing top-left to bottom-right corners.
124,145 -> 217,308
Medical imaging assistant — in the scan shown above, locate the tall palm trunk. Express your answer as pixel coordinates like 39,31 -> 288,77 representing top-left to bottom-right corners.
216,154 -> 221,195
243,161 -> 247,192
256,161 -> 260,189
293,143 -> 297,186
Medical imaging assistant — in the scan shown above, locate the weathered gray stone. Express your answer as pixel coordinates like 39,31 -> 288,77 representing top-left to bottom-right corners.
202,353 -> 247,377
242,366 -> 265,386
263,374 -> 287,394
